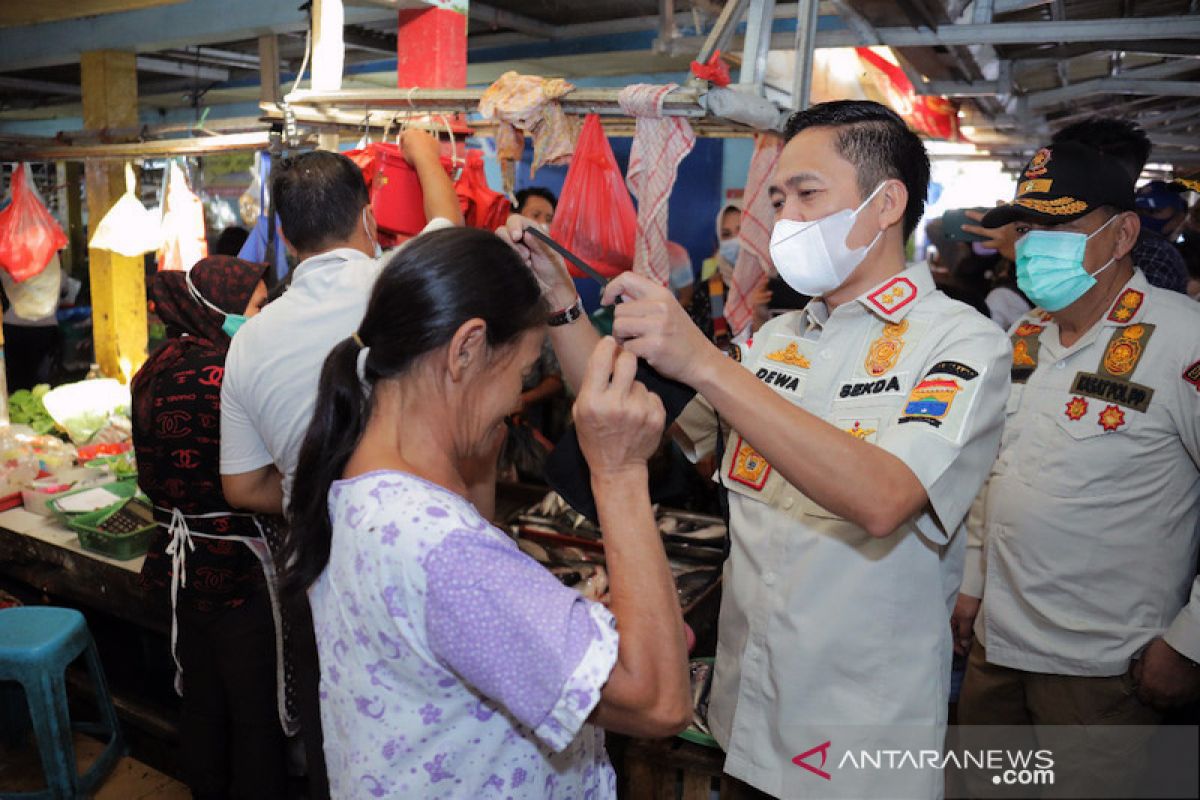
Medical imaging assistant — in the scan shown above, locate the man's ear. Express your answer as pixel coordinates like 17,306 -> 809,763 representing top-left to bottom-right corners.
445,318 -> 488,383
877,179 -> 909,232
1114,211 -> 1141,261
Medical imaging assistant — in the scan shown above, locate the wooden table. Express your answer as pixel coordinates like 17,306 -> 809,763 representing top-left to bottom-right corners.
0,508 -> 168,634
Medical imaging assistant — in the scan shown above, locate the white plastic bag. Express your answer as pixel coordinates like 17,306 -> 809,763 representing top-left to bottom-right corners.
157,161 -> 208,271
89,163 -> 163,256
239,156 -> 262,226
0,251 -> 62,320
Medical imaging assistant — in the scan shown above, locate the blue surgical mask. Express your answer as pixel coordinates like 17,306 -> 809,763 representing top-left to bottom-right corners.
222,314 -> 248,337
1015,215 -> 1119,312
186,270 -> 251,338
718,238 -> 741,266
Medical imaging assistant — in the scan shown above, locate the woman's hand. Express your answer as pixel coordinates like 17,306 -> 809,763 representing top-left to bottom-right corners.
573,337 -> 665,480
496,215 -> 576,308
603,271 -> 720,387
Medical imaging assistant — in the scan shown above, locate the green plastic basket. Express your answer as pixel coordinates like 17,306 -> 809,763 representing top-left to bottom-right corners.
67,499 -> 156,561
47,479 -> 143,526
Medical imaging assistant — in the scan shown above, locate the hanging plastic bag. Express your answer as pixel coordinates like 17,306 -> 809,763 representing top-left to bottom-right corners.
89,163 -> 163,257
0,251 -> 62,320
238,157 -> 262,226
0,163 -> 68,282
549,115 -> 638,279
158,161 -> 209,271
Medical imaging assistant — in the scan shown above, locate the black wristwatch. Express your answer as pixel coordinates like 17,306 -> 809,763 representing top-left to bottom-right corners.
547,296 -> 584,327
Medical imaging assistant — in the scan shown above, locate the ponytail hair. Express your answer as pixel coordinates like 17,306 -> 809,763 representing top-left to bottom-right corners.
280,227 -> 547,594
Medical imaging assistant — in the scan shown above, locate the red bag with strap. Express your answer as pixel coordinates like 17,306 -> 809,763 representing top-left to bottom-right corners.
0,164 -> 67,282
550,115 -> 637,278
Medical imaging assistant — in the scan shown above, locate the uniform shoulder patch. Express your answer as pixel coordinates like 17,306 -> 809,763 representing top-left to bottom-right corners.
1184,360 -> 1200,392
1107,289 -> 1144,324
866,277 -> 918,316
1014,322 -> 1044,337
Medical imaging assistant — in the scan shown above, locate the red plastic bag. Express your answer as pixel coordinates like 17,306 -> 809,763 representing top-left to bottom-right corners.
457,150 -> 511,231
550,115 -> 637,279
0,164 -> 67,282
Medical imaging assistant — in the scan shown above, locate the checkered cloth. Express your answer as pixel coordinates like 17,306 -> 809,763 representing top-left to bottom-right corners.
724,133 -> 784,337
1133,229 -> 1188,294
619,83 -> 696,286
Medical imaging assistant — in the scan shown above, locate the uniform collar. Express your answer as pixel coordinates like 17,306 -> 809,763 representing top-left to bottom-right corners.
292,247 -> 374,283
1102,269 -> 1151,327
855,263 -> 935,324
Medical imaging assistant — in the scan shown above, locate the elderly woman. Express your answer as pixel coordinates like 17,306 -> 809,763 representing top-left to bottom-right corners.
131,256 -> 289,799
280,227 -> 690,798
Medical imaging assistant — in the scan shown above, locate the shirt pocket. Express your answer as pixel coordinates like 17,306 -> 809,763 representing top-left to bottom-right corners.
1038,392 -> 1143,496
718,432 -> 783,507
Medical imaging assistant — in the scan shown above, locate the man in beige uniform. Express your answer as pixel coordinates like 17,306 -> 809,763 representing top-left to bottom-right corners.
502,101 -> 1010,799
954,142 -> 1200,795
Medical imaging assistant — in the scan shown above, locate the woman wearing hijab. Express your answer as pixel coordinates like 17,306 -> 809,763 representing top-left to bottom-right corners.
131,256 -> 290,799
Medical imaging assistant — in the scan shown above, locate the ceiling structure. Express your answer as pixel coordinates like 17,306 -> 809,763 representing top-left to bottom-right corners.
0,0 -> 1196,168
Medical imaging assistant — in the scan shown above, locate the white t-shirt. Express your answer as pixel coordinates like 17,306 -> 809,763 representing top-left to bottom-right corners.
220,219 -> 453,509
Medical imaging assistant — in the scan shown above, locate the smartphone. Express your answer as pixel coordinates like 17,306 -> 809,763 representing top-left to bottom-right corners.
942,208 -> 991,243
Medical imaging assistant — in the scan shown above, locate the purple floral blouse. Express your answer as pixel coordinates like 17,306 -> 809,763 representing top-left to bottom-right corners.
310,471 -> 620,799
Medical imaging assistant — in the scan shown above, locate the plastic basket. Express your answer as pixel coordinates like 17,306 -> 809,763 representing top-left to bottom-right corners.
67,498 -> 155,561
47,479 -> 142,526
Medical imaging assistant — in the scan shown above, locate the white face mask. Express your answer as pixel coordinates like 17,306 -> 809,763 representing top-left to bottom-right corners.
363,208 -> 382,259
769,182 -> 886,297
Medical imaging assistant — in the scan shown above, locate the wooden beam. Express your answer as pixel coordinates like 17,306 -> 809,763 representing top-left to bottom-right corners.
0,0 -> 184,29
81,50 -> 147,383
258,35 -> 281,106
0,132 -> 277,161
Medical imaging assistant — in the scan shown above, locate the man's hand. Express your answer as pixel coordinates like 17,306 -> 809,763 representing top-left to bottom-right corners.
602,271 -> 719,387
962,208 -> 1017,262
1131,638 -> 1200,710
951,593 -> 982,657
574,337 -> 665,481
400,127 -> 442,167
496,215 -> 575,307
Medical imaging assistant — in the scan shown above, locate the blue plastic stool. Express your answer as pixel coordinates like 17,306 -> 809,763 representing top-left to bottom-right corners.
0,607 -> 125,799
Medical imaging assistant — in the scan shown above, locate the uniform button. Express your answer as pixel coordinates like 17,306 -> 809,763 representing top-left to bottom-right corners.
821,350 -> 833,361
763,572 -> 776,586
1055,361 -> 1066,370
783,497 -> 794,510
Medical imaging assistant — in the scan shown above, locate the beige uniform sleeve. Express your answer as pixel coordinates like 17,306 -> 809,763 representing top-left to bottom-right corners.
959,482 -> 989,598
673,394 -> 719,463
874,315 -> 1012,545
1163,347 -> 1200,662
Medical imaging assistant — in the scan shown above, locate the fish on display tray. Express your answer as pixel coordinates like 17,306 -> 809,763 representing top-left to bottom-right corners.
511,490 -> 725,610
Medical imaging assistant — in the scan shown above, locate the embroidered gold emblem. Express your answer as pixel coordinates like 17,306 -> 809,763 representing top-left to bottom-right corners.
1098,404 -> 1126,432
1103,324 -> 1146,377
1014,196 -> 1088,215
845,421 -> 877,440
1064,396 -> 1088,421
864,320 -> 908,377
765,342 -> 811,369
1012,339 -> 1036,367
1107,289 -> 1144,324
728,437 -> 771,490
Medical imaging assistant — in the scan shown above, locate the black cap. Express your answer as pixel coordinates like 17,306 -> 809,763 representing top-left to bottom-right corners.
981,141 -> 1135,228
